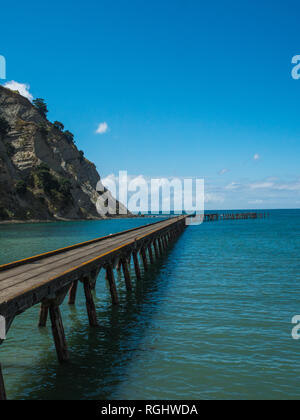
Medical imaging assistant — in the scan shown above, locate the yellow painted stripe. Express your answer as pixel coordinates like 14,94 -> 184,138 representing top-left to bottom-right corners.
5,216 -> 186,302
0,217 -> 182,271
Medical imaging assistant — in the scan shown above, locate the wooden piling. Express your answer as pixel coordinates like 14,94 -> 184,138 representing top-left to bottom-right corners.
165,234 -> 169,246
148,244 -> 154,264
38,303 -> 49,327
0,364 -> 6,401
106,264 -> 119,305
116,259 -> 122,271
121,258 -> 132,291
49,304 -> 69,363
159,236 -> 164,251
163,235 -> 168,249
140,247 -> 148,271
133,251 -> 141,280
83,277 -> 98,327
153,240 -> 159,259
90,268 -> 100,290
68,280 -> 78,305
158,237 -> 163,254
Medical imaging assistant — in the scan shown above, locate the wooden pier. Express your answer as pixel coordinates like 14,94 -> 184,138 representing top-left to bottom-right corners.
203,212 -> 267,222
0,216 -> 187,400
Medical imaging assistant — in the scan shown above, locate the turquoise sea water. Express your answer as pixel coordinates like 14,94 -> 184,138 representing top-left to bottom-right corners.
0,210 -> 300,400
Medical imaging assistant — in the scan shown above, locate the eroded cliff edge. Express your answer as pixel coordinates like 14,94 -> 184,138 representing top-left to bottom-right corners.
0,85 -> 126,221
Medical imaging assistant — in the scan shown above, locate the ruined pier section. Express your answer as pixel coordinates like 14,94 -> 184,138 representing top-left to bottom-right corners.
0,216 -> 187,400
204,212 -> 267,222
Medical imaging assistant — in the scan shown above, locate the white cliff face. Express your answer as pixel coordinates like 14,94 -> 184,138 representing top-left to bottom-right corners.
0,85 -> 126,221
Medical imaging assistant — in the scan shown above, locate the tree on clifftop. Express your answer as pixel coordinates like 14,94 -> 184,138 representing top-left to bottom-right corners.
33,98 -> 48,117
53,121 -> 64,131
64,130 -> 75,144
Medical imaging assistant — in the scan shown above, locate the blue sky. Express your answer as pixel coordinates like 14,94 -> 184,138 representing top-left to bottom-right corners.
1,0 -> 300,209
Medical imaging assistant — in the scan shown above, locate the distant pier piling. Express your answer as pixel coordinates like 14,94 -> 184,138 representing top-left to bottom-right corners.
204,212 -> 267,222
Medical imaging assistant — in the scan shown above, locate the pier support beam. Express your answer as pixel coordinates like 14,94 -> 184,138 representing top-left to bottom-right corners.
40,289 -> 70,364
83,276 -> 98,327
133,251 -> 141,280
140,247 -> 148,272
0,364 -> 6,401
49,304 -> 69,364
158,237 -> 163,255
116,259 -> 122,272
106,264 -> 119,305
148,244 -> 154,264
153,240 -> 159,259
38,303 -> 49,327
90,267 -> 101,291
121,258 -> 132,291
163,235 -> 167,249
68,280 -> 78,305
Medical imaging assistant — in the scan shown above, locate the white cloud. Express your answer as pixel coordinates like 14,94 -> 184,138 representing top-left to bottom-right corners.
219,168 -> 229,175
96,122 -> 109,134
249,182 -> 274,189
101,173 -> 300,210
205,193 -> 225,203
225,182 -> 241,190
3,80 -> 33,101
253,153 -> 260,161
275,181 -> 300,191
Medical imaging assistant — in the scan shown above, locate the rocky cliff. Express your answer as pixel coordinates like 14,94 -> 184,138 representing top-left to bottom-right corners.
0,85 -> 126,221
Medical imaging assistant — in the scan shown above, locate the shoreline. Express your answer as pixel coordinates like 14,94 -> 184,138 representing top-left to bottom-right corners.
0,214 -> 163,225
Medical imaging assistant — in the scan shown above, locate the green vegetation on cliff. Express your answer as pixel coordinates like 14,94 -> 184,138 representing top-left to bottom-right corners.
0,85 -> 126,221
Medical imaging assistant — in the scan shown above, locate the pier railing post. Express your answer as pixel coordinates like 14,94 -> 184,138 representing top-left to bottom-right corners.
82,276 -> 98,327
0,364 -> 6,401
106,264 -> 119,305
